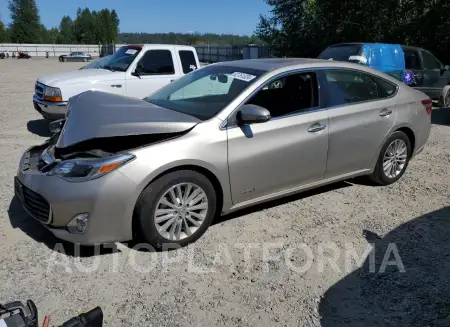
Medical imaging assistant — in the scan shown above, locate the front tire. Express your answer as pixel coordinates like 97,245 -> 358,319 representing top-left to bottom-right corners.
63,58 -> 67,62
370,131 -> 412,185
440,85 -> 450,108
135,170 -> 217,250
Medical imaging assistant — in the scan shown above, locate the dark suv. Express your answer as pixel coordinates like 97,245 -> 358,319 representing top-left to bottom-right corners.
319,43 -> 450,107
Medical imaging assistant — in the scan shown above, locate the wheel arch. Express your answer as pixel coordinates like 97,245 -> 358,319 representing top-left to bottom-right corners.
394,126 -> 416,154
131,164 -> 226,238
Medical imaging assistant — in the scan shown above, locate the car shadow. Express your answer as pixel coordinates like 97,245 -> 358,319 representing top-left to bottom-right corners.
214,181 -> 351,225
319,206 -> 450,327
431,108 -> 450,126
8,196 -> 120,257
27,119 -> 52,137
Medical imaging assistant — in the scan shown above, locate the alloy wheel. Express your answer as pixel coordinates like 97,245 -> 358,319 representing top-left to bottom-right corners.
383,139 -> 408,179
154,183 -> 208,241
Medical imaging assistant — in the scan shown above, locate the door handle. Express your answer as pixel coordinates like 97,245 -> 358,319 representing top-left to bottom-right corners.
308,123 -> 327,133
379,109 -> 393,117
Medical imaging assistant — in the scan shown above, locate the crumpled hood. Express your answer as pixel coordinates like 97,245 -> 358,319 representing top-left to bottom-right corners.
37,69 -> 122,86
56,90 -> 200,149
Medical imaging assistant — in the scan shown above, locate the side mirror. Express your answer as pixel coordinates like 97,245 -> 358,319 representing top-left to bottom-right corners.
237,104 -> 271,125
132,64 -> 143,77
218,74 -> 228,83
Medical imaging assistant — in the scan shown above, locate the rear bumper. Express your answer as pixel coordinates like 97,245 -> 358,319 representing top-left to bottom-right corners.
33,95 -> 67,120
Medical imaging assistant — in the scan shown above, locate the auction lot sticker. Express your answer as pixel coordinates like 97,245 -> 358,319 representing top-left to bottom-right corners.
230,72 -> 257,82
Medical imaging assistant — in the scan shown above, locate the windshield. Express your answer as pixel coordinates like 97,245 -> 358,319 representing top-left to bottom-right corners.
98,45 -> 142,72
319,44 -> 362,61
145,65 -> 265,121
80,56 -> 111,70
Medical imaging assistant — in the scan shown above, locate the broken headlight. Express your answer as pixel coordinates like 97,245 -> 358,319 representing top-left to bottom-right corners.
47,153 -> 135,182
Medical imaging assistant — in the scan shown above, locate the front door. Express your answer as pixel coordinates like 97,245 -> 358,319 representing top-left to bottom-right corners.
227,71 -> 329,205
126,49 -> 180,99
322,69 -> 397,178
420,49 -> 447,99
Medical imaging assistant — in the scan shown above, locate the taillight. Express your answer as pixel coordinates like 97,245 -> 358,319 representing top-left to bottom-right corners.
421,99 -> 433,115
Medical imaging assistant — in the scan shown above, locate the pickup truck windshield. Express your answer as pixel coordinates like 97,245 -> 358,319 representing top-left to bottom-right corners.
99,46 -> 142,72
145,65 -> 265,121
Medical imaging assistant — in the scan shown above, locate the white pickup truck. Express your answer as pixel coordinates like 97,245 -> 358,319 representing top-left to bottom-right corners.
33,44 -> 200,119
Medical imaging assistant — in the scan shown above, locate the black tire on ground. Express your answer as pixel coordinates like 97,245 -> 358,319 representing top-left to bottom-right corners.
63,58 -> 67,62
83,58 -> 87,62
135,170 -> 217,250
370,131 -> 412,186
439,85 -> 450,108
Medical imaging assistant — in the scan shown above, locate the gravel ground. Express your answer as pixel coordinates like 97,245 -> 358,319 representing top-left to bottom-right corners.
0,59 -> 450,327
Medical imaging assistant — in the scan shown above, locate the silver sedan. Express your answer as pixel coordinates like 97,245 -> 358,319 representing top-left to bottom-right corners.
15,59 -> 431,248
59,52 -> 92,62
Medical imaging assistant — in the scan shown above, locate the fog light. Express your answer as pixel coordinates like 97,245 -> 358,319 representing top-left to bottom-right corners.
67,213 -> 89,234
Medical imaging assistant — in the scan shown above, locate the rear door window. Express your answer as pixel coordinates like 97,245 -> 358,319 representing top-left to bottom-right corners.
138,50 -> 175,75
404,49 -> 422,70
324,70 -> 382,106
179,50 -> 198,74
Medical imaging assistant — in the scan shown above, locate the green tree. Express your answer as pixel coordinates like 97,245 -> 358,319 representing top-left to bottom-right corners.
73,8 -> 96,44
257,0 -> 450,62
256,0 -> 321,57
0,21 -> 7,42
8,0 -> 42,43
58,16 -> 74,43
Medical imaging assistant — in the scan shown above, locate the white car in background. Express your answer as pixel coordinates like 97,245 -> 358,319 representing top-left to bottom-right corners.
33,44 -> 200,119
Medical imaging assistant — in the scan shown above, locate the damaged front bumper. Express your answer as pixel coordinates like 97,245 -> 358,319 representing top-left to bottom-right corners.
15,142 -> 138,245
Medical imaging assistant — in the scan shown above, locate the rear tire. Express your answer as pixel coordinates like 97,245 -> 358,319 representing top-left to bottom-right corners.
370,131 -> 412,186
135,170 -> 217,250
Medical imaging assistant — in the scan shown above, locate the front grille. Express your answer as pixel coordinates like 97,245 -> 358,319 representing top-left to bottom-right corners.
15,178 -> 51,223
35,82 -> 44,99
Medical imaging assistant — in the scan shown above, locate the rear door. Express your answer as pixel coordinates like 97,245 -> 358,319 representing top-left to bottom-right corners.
126,47 -> 181,99
420,49 -> 445,99
403,48 -> 424,88
322,69 -> 398,178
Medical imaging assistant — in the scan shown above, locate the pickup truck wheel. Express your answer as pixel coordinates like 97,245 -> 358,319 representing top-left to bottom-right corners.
135,170 -> 217,250
439,85 -> 450,108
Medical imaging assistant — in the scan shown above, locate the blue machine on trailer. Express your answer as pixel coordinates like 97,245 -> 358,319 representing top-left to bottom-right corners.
319,43 -> 415,85
358,43 -> 405,80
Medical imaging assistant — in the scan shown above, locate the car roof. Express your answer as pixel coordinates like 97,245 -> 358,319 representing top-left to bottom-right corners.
213,58 -> 327,71
212,57 -> 391,72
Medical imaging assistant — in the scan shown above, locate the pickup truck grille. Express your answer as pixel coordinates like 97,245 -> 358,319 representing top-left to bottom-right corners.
35,82 -> 44,99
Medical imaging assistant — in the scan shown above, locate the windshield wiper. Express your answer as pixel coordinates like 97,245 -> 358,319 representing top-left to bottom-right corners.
102,64 -> 115,72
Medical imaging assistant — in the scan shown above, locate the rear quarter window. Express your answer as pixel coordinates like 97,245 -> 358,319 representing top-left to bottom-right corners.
179,50 -> 198,74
